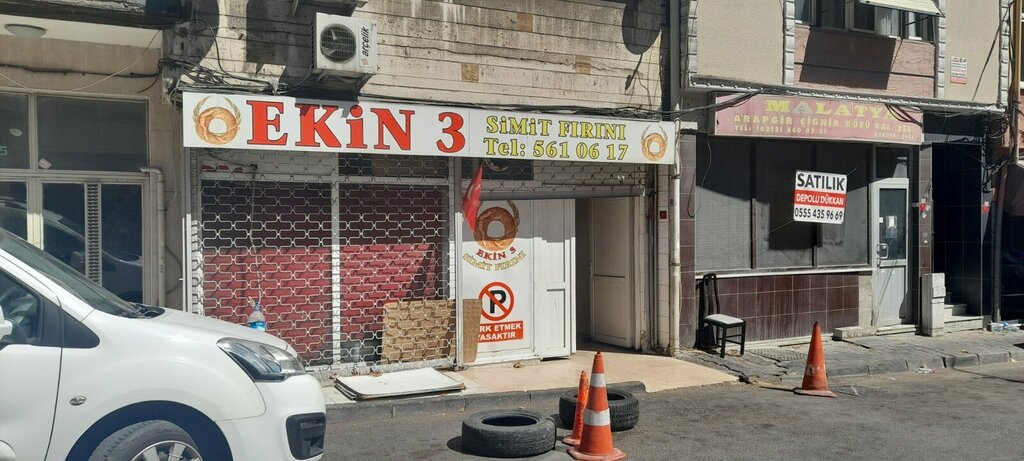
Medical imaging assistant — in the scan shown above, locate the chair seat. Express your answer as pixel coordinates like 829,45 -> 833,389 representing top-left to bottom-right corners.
704,314 -> 744,326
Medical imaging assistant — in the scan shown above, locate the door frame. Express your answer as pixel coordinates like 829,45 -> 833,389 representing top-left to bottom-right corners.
588,197 -> 639,349
869,178 -> 910,326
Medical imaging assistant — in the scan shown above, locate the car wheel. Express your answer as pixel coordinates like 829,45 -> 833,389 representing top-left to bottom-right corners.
88,420 -> 203,461
461,409 -> 555,458
558,388 -> 640,431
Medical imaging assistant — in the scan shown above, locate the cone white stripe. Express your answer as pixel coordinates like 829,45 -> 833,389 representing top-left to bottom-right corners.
583,408 -> 611,426
590,373 -> 606,388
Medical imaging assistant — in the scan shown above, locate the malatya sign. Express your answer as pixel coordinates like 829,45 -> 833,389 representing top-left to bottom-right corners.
182,92 -> 675,165
714,94 -> 923,145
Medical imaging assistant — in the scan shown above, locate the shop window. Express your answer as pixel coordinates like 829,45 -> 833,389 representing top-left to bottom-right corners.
0,93 -> 29,170
37,96 -> 147,172
695,139 -> 752,271
696,138 -> 870,272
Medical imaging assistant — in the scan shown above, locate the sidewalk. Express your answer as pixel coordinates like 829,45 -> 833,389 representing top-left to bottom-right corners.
680,329 -> 1024,382
324,348 -> 736,420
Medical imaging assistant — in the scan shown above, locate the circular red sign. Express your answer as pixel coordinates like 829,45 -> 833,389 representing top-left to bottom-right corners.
479,282 -> 515,322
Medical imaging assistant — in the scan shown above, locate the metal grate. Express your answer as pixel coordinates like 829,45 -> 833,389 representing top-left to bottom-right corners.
84,183 -> 103,284
748,347 -> 807,362
190,149 -> 651,373
319,25 -> 357,63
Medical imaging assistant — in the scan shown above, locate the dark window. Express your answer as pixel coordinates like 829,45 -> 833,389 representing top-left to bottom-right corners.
695,138 -> 871,272
695,139 -> 752,271
37,96 -> 147,171
796,0 -> 814,23
818,0 -> 846,29
0,270 -> 41,344
0,92 -> 29,169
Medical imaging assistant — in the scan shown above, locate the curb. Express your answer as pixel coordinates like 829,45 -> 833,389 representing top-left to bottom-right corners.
327,381 -> 647,422
747,352 -> 1022,382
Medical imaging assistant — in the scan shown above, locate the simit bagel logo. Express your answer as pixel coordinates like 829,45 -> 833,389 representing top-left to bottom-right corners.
193,96 -> 242,145
462,201 -> 527,271
640,124 -> 668,162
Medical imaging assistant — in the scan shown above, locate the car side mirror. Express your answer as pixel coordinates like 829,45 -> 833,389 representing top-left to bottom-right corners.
0,309 -> 11,342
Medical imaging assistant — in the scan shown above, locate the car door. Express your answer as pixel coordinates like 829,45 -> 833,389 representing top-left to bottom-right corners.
0,263 -> 62,461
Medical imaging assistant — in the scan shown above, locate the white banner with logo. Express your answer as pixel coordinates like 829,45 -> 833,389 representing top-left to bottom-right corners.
793,170 -> 847,224
182,92 -> 674,165
461,200 -> 533,358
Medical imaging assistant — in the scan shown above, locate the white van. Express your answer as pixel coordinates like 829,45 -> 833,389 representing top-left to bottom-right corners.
0,228 -> 326,460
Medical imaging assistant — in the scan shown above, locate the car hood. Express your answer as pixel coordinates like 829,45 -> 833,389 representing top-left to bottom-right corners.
154,308 -> 293,352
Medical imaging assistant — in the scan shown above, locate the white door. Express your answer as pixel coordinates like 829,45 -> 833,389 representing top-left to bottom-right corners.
590,198 -> 634,347
533,200 -> 575,358
871,183 -> 909,326
0,265 -> 61,461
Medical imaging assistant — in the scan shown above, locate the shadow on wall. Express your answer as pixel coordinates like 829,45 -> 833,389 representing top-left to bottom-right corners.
798,28 -> 895,90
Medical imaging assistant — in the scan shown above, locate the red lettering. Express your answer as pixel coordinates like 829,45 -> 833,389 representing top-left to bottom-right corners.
346,105 -> 367,149
437,112 -> 465,153
295,104 -> 341,148
247,101 -> 287,145
372,108 -> 414,150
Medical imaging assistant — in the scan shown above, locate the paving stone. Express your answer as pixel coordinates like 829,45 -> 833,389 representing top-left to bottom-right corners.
868,360 -> 909,375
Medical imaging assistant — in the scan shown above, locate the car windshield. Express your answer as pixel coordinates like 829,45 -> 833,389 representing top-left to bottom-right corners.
0,228 -> 143,318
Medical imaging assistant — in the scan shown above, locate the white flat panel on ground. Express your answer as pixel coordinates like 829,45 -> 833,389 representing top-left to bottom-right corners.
334,368 -> 466,400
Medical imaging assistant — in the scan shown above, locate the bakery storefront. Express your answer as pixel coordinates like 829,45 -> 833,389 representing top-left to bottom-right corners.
182,92 -> 674,371
693,94 -> 924,342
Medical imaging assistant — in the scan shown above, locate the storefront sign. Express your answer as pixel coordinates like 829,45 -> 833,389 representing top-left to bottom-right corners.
182,92 -> 675,165
462,201 -> 533,354
714,95 -> 923,145
793,170 -> 847,224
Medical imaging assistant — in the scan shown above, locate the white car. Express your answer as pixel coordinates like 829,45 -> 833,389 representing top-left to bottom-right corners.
0,228 -> 326,461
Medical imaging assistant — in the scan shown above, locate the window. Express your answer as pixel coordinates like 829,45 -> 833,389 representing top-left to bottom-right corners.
695,138 -> 871,272
0,93 -> 29,169
0,270 -> 41,344
802,1 -> 936,41
37,96 -> 147,172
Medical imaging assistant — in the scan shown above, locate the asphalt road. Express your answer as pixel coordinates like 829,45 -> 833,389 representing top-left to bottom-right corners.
325,363 -> 1024,460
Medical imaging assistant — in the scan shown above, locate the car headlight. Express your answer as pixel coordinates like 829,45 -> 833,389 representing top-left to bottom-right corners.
218,338 -> 306,382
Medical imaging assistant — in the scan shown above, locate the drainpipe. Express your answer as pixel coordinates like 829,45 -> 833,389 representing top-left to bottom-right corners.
140,167 -> 167,307
994,0 -> 1022,323
668,0 -> 682,355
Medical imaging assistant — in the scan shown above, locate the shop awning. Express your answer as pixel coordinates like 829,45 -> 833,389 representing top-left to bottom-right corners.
858,0 -> 942,16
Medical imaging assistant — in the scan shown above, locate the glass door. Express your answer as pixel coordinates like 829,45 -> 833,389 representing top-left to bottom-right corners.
871,182 -> 909,326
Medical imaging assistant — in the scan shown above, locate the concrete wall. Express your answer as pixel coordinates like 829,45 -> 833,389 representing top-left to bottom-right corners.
794,25 -> 936,98
176,0 -> 665,109
0,34 -> 184,309
693,0 -> 784,86
943,0 -> 1002,104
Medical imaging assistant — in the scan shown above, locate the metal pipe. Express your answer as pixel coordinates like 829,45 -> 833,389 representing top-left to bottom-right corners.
668,0 -> 682,355
994,0 -> 1022,323
140,167 -> 167,307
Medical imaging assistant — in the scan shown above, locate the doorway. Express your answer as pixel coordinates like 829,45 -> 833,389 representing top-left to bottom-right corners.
576,197 -> 639,349
871,181 -> 910,326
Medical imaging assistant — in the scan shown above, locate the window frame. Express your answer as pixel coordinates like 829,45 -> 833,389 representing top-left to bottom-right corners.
801,1 -> 936,42
0,89 -> 150,175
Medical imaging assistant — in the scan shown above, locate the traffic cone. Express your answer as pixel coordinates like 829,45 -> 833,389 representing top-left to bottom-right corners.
794,322 -> 837,398
563,370 -> 590,446
568,352 -> 626,461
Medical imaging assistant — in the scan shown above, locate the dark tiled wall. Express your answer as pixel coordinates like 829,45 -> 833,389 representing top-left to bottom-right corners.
693,273 -> 861,343
932,145 -> 987,314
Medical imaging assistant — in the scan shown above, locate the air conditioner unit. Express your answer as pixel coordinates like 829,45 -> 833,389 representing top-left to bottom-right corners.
313,13 -> 378,80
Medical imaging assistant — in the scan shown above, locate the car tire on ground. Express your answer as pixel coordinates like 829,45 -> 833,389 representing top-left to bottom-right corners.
558,388 -> 640,431
88,420 -> 203,461
461,409 -> 556,458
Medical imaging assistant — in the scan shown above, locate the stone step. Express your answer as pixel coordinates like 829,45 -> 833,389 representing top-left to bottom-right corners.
945,315 -> 984,332
876,324 -> 917,336
944,292 -> 954,304
943,303 -> 968,317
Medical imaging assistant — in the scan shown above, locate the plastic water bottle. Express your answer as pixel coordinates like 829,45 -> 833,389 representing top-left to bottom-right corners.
247,302 -> 266,331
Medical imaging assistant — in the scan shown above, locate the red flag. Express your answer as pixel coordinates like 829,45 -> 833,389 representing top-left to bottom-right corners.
462,165 -> 484,231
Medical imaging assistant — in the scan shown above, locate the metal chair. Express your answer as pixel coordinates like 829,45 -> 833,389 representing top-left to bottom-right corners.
699,273 -> 746,358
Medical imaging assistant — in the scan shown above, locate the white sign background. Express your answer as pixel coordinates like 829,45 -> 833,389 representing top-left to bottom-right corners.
461,201 -> 533,358
182,92 -> 675,165
793,170 -> 848,225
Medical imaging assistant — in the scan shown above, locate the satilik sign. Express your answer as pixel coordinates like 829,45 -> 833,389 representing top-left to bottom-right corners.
794,170 -> 847,224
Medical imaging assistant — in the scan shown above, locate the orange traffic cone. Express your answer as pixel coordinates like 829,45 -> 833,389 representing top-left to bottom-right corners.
563,370 -> 590,446
568,352 -> 626,461
794,321 -> 837,398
